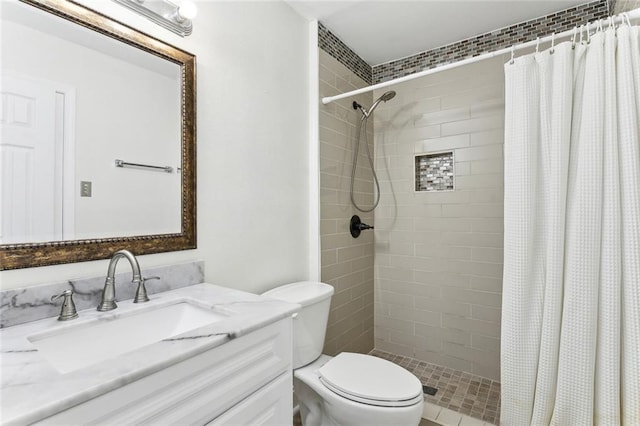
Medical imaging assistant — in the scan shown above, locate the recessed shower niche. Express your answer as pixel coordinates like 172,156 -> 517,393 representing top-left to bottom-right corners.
414,151 -> 455,192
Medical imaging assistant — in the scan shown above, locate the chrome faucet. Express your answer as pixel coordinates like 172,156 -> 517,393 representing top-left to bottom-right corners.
97,250 -> 150,311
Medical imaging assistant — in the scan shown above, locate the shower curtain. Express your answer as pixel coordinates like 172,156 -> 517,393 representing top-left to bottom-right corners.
501,22 -> 640,425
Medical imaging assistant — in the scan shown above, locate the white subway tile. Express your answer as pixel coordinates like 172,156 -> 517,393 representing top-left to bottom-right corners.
415,295 -> 470,317
440,114 -> 504,136
395,123 -> 442,141
377,266 -> 415,282
470,128 -> 504,146
417,190 -> 471,205
455,174 -> 503,190
337,245 -> 364,263
471,305 -> 501,323
415,322 -> 471,345
414,271 -> 471,288
466,189 -> 503,204
470,218 -> 504,233
455,144 -> 503,162
443,314 -> 501,338
376,339 -> 417,359
352,255 -> 374,273
322,262 -> 353,281
321,249 -> 337,266
379,290 -> 415,307
470,276 -> 503,293
471,334 -> 501,353
415,134 -> 471,153
442,286 -> 502,307
375,314 -> 415,335
415,244 -> 472,260
470,99 -> 505,118
442,231 -> 503,248
441,83 -> 503,109
472,247 -> 503,263
389,304 -> 440,324
454,161 -> 471,176
414,217 -> 473,232
414,107 -> 470,127
378,279 -> 439,298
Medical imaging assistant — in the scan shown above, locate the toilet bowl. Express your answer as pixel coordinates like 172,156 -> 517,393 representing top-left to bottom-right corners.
262,281 -> 423,426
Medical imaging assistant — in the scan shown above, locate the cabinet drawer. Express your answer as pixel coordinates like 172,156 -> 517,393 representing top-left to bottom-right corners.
36,319 -> 292,425
208,373 -> 292,426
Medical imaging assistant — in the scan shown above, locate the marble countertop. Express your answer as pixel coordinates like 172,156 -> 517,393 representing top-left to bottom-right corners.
0,283 -> 299,425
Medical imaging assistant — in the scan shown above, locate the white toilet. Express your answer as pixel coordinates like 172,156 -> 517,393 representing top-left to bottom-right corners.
263,281 -> 424,426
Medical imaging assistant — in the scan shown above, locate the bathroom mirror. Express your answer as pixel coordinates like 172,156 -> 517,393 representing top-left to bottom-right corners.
0,0 -> 196,270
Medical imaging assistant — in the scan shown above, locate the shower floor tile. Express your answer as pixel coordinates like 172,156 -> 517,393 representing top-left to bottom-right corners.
370,349 -> 501,425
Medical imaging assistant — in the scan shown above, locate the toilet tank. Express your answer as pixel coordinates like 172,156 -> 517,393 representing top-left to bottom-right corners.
262,281 -> 334,369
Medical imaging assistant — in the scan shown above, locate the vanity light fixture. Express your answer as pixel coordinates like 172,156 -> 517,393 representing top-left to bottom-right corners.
112,0 -> 197,37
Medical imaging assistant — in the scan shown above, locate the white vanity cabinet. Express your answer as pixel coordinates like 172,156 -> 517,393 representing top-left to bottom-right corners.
35,319 -> 293,426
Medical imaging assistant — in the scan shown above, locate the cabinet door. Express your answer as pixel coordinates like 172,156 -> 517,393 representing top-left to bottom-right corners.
208,373 -> 292,426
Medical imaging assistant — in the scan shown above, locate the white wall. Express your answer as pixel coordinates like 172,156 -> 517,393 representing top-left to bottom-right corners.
0,0 -> 312,293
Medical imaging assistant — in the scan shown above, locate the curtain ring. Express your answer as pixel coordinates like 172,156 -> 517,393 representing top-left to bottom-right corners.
597,19 -> 603,33
579,24 -> 585,44
624,12 -> 632,27
535,37 -> 540,53
550,33 -> 555,54
510,45 -> 515,64
586,22 -> 591,44
571,27 -> 577,49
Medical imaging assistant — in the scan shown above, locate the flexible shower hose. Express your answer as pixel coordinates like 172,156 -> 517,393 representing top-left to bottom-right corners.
350,115 -> 381,212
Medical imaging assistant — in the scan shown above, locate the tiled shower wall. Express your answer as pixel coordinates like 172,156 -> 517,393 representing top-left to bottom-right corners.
373,56 -> 505,381
319,50 -> 375,355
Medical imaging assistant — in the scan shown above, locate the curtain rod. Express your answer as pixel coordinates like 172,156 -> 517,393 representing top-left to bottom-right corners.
321,8 -> 640,105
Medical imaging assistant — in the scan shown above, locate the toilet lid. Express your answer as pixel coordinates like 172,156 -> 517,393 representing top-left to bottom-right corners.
318,353 -> 423,407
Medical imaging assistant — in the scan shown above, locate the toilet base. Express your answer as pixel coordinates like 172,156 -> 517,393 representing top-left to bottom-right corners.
294,355 -> 424,426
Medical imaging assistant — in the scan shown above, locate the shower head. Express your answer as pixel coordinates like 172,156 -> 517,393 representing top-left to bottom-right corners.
355,90 -> 396,118
380,91 -> 396,102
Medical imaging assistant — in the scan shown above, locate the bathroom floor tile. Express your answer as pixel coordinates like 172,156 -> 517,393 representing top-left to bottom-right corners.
423,401 -> 442,420
370,349 -> 500,425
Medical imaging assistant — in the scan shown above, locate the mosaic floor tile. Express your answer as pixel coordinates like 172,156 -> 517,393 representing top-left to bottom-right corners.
370,349 -> 501,425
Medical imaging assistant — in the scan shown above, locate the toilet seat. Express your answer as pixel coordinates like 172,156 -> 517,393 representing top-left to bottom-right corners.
318,353 -> 423,408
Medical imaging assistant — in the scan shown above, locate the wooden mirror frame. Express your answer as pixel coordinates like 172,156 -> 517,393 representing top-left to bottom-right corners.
0,0 -> 196,270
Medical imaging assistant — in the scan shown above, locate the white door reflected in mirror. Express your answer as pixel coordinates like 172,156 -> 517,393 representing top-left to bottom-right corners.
0,1 -> 182,244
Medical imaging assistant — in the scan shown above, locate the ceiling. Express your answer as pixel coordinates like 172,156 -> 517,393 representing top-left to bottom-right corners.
285,0 -> 592,66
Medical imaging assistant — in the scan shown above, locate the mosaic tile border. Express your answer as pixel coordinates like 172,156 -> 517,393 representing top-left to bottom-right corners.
371,349 -> 501,425
372,0 -> 609,83
318,22 -> 372,84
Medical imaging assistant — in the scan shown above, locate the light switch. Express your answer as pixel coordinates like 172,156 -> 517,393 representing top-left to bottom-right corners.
80,181 -> 92,197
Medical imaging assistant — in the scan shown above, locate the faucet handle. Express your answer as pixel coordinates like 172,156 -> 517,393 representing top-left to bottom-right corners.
133,276 -> 159,304
51,289 -> 79,321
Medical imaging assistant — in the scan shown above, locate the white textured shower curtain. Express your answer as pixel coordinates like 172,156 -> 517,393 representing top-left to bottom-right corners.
502,23 -> 640,425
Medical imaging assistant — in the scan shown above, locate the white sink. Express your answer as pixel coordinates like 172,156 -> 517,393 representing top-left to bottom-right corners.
28,302 -> 227,374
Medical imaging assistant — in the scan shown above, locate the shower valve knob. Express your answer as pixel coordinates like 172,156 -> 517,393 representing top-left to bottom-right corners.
350,215 -> 374,238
